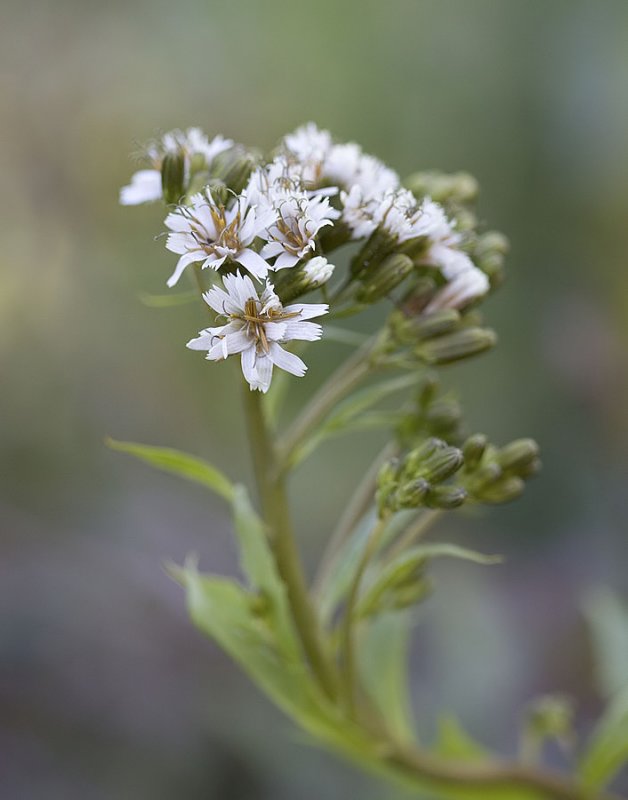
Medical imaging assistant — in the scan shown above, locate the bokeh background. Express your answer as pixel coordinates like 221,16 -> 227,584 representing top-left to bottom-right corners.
2,1 -> 628,797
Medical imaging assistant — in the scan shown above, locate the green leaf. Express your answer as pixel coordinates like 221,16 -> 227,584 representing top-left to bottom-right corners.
579,684 -> 628,790
106,438 -> 234,502
357,543 -> 501,619
433,714 -> 490,761
231,484 -> 299,658
583,587 -> 628,699
359,610 -> 416,743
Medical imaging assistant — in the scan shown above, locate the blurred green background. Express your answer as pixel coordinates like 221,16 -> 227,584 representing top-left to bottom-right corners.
2,1 -> 628,797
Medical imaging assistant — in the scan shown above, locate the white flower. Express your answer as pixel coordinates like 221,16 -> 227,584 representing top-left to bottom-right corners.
187,273 -> 328,393
120,128 -> 233,206
303,256 -> 335,288
282,123 -> 333,184
119,170 -> 163,205
325,144 -> 399,196
164,189 -> 276,287
260,192 -> 338,270
423,267 -> 490,312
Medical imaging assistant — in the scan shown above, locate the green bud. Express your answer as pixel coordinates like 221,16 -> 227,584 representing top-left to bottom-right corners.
223,154 -> 257,194
404,170 -> 479,204
188,152 -> 207,176
462,434 -> 488,471
517,457 -> 542,479
476,231 -> 509,257
356,253 -> 414,303
413,309 -> 462,340
478,476 -> 525,504
394,478 -> 430,509
350,229 -> 396,277
417,375 -> 440,408
161,151 -> 186,204
417,327 -> 497,365
425,485 -> 467,510
424,398 -> 463,437
392,579 -> 432,610
376,457 -> 401,515
402,438 -> 446,477
419,446 -> 464,484
497,439 -> 540,474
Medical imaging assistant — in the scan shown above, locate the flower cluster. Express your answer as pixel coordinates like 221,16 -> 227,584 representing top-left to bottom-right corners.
120,123 -> 499,392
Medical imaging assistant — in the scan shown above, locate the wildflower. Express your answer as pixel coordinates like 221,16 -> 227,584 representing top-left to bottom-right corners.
187,273 -> 328,392
260,192 -> 338,270
164,189 -> 276,287
423,267 -> 490,312
120,128 -> 233,205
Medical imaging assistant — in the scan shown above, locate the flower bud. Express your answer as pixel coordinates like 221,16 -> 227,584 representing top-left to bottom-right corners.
161,150 -> 186,205
424,398 -> 463,440
478,476 -> 525,504
404,170 -> 479,204
274,257 -> 335,303
419,446 -> 464,484
376,457 -> 401,515
391,579 -> 432,610
417,309 -> 462,339
497,439 -> 540,474
402,438 -> 446,477
356,253 -> 414,303
394,478 -> 430,509
417,327 -> 497,365
350,229 -> 396,277
425,485 -> 467,509
462,434 -> 488,471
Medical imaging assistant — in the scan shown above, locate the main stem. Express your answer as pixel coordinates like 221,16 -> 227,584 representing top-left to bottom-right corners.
242,382 -> 341,701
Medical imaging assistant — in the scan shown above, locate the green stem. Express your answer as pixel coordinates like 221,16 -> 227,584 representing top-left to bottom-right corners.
277,333 -> 384,470
313,441 -> 398,600
340,515 -> 389,714
241,383 -> 341,701
385,508 -> 443,561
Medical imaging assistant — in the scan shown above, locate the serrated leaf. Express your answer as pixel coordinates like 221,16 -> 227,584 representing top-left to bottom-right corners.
106,438 -> 234,502
579,684 -> 628,790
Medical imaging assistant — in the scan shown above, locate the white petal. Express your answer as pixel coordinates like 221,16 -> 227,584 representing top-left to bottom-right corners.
269,343 -> 307,377
240,346 -> 258,386
119,170 -> 162,205
252,353 -> 274,392
167,252 -> 202,287
283,302 -> 328,320
186,326 -> 226,351
235,248 -> 270,280
283,321 -> 322,341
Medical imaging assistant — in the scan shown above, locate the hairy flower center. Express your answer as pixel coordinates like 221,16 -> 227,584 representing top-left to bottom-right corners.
236,298 -> 300,354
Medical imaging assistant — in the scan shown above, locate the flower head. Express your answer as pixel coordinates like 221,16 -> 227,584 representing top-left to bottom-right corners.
120,128 -> 233,205
164,188 -> 276,286
187,273 -> 328,392
259,191 -> 338,270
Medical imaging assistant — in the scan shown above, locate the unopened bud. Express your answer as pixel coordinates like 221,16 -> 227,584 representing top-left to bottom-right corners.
392,579 -> 432,610
350,229 -> 396,277
223,153 -> 257,194
394,478 -> 430,509
356,253 -> 414,303
479,476 -> 525,504
425,485 -> 467,509
376,457 -> 401,515
274,257 -> 335,303
462,434 -> 488,471
418,327 -> 497,365
413,309 -> 461,340
497,439 -> 540,474
404,170 -> 479,204
161,151 -> 186,204
419,447 -> 464,484
402,438 -> 446,477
